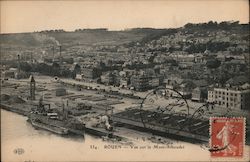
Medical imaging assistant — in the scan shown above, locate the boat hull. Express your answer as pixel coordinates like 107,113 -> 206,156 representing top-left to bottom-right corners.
30,119 -> 69,135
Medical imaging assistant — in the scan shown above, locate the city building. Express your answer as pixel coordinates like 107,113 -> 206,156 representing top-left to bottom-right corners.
149,77 -> 160,88
1,70 -> 15,79
119,77 -> 130,88
207,85 -> 250,111
194,54 -> 206,63
81,66 -> 102,79
173,86 -> 192,99
101,72 -> 115,85
75,74 -> 84,81
191,63 -> 207,74
55,84 -> 67,96
130,74 -> 151,91
172,54 -> 195,63
192,87 -> 202,102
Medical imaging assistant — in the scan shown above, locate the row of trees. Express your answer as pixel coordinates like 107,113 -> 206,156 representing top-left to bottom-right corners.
184,21 -> 241,29
11,62 -> 74,78
37,29 -> 66,33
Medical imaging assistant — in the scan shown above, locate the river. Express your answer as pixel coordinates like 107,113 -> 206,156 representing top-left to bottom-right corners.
2,109 -> 249,162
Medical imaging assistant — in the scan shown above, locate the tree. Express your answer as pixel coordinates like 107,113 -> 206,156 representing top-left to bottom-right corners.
206,59 -> 221,69
20,62 -> 32,72
184,23 -> 194,28
51,62 -> 60,76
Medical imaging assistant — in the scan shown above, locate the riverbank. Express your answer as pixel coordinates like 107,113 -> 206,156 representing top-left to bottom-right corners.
1,103 -> 30,116
0,103 -> 127,141
3,109 -> 250,162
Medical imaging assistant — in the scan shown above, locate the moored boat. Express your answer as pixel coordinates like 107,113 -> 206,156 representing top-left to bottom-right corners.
30,118 -> 69,135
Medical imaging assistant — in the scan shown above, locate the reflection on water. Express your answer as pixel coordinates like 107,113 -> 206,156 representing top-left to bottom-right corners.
1,109 -> 86,142
1,109 -> 113,161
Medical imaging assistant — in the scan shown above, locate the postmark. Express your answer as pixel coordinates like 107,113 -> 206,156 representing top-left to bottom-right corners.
138,86 -> 247,156
209,117 -> 245,158
139,86 -> 211,143
139,86 -> 190,132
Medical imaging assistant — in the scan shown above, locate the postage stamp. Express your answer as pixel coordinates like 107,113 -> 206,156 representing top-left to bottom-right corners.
210,117 -> 245,158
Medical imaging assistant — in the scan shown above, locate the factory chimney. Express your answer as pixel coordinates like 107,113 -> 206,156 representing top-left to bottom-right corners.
62,102 -> 68,120
52,46 -> 55,61
17,54 -> 21,73
30,52 -> 33,63
30,75 -> 36,100
59,45 -> 62,65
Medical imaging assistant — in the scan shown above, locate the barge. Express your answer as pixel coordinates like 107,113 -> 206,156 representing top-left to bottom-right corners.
27,112 -> 85,136
29,118 -> 69,135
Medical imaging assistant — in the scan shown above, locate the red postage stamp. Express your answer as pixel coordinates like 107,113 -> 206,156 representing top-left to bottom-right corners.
210,117 -> 245,158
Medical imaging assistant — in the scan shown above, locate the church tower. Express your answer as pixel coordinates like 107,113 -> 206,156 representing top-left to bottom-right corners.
30,75 -> 36,100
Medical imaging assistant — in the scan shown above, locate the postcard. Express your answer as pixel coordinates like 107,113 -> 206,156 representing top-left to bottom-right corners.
1,0 -> 249,161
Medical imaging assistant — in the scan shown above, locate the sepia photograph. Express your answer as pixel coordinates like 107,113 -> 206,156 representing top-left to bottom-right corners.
0,0 -> 249,161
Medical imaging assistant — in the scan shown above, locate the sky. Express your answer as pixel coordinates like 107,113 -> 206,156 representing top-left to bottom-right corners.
0,0 -> 249,33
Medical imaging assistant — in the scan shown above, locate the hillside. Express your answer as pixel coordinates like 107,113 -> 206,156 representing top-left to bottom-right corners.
1,21 -> 249,58
0,30 -> 148,48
